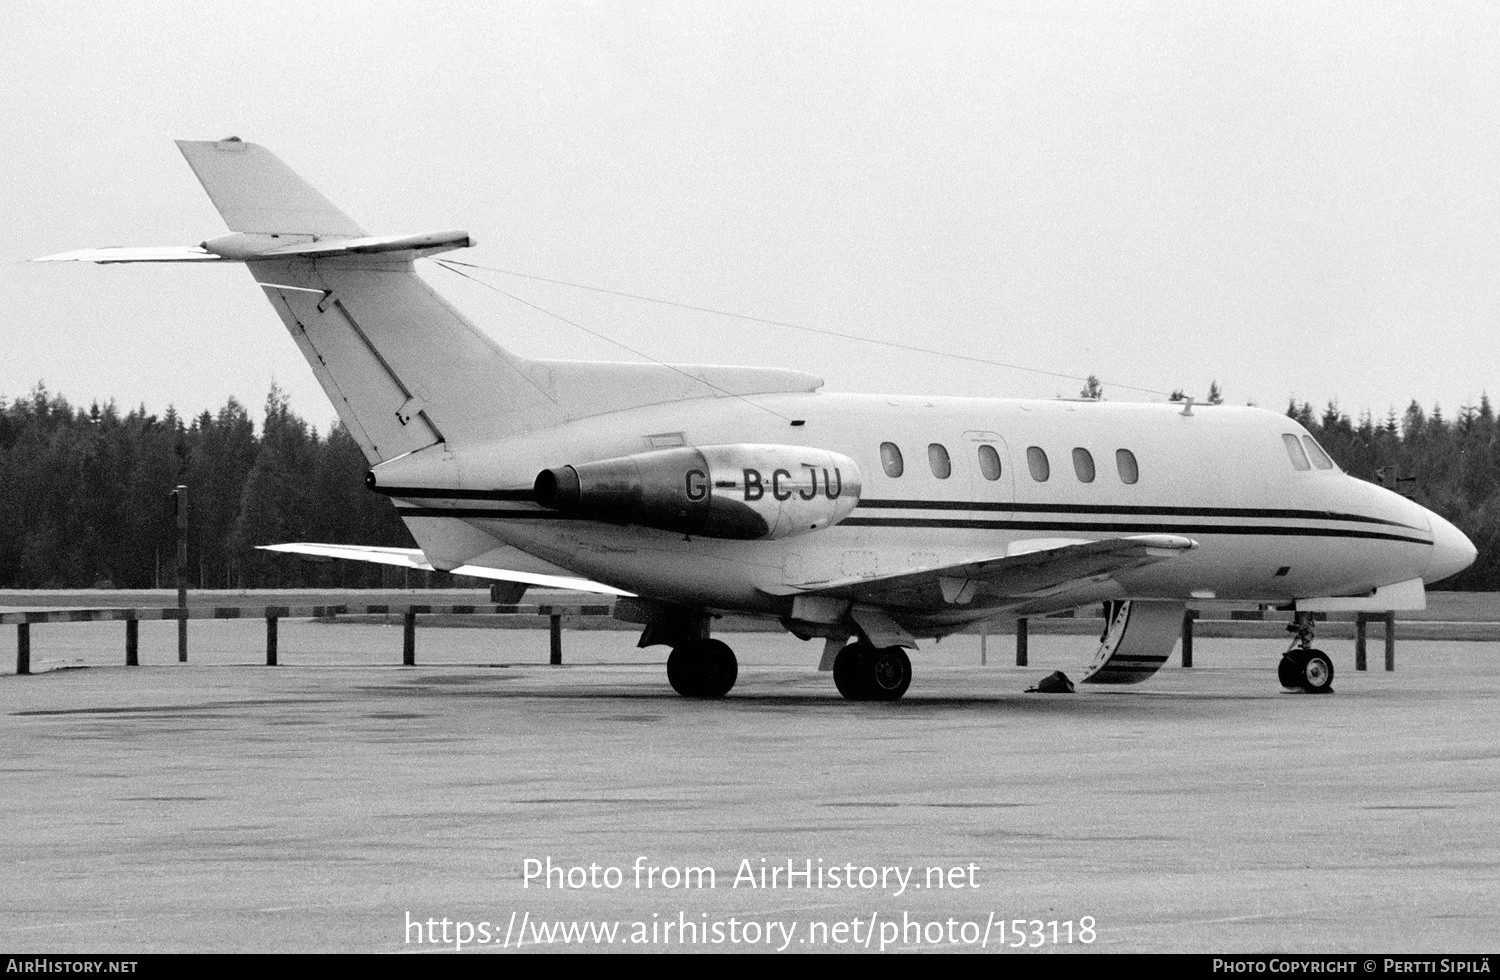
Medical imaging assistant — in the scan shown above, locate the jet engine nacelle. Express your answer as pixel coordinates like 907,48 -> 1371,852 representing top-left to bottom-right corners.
534,444 -> 862,541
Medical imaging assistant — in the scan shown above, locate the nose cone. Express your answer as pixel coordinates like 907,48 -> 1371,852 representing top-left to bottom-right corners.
1426,512 -> 1477,585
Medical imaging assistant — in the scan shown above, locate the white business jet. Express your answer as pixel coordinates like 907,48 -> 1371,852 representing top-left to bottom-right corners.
36,139 -> 1476,701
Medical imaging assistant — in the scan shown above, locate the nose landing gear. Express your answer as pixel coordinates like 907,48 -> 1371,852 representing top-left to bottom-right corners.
1279,613 -> 1335,693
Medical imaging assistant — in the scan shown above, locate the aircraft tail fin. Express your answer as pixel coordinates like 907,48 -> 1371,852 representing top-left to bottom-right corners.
167,139 -> 564,464
35,138 -> 827,471
175,138 -> 367,237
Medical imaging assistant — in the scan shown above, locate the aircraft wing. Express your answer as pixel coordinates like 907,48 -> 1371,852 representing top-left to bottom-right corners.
258,543 -> 634,596
780,534 -> 1197,609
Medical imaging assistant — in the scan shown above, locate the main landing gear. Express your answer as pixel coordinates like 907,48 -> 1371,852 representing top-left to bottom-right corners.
832,641 -> 912,702
1279,612 -> 1334,694
666,638 -> 738,699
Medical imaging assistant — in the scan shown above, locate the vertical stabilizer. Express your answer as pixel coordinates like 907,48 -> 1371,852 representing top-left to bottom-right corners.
176,139 -> 366,237
172,139 -> 567,463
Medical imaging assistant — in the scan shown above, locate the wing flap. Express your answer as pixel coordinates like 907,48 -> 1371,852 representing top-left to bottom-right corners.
777,534 -> 1197,609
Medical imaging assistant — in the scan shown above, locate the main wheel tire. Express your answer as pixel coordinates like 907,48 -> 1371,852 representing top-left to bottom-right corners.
833,642 -> 874,700
864,646 -> 912,701
1278,653 -> 1304,689
1297,649 -> 1334,693
667,639 -> 738,698
666,646 -> 696,697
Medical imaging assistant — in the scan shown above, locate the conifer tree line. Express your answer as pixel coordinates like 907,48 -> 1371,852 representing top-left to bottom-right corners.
0,385 -> 413,589
0,383 -> 1495,590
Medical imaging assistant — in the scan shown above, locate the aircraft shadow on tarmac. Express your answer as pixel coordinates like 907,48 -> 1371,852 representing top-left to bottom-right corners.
372,672 -> 1277,715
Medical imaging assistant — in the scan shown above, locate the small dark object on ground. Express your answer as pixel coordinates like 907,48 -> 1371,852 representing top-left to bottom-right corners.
1027,671 -> 1075,694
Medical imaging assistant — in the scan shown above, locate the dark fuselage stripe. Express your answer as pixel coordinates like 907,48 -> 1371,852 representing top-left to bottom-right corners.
396,507 -> 582,520
378,486 -> 534,501
840,516 -> 1431,545
393,507 -> 1432,546
386,489 -> 1421,534
858,498 -> 1422,531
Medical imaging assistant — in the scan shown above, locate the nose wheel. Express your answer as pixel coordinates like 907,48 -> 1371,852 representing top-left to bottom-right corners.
833,642 -> 912,701
1279,649 -> 1334,692
1280,613 -> 1334,693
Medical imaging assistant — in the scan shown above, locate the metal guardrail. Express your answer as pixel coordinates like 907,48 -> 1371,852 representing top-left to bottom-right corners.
982,610 -> 1401,672
6,602 -> 614,675
1178,609 -> 1397,672
2,602 -> 1407,677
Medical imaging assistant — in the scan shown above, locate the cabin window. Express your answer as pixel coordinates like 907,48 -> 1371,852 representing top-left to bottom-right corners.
1072,447 -> 1096,483
1282,433 -> 1311,471
1027,446 -> 1050,482
880,442 -> 904,478
1301,436 -> 1335,470
977,444 -> 1002,481
1116,448 -> 1139,484
928,443 -> 952,479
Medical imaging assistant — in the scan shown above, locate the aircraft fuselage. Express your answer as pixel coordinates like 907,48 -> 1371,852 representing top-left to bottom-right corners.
376,391 -> 1452,633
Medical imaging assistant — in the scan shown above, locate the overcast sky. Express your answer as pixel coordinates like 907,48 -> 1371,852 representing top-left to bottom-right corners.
4,1 -> 1498,430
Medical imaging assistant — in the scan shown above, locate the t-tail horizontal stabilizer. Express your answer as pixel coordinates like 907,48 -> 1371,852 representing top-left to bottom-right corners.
34,137 -> 472,264
34,230 -> 474,264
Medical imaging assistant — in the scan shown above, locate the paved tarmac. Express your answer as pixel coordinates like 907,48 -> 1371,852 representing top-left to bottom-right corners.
2,622 -> 1497,954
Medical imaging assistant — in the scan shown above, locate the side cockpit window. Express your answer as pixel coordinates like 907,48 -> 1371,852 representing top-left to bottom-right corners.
1282,433 -> 1311,471
880,442 -> 904,478
1301,436 -> 1335,470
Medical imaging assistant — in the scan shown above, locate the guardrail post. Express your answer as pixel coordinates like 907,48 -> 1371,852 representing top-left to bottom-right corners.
403,611 -> 416,666
16,623 -> 29,676
549,614 -> 563,666
1384,612 -> 1396,671
1181,609 -> 1196,668
173,485 -> 188,663
1355,613 -> 1368,670
126,619 -> 139,667
980,632 -> 987,666
1015,618 -> 1028,666
266,616 -> 278,666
